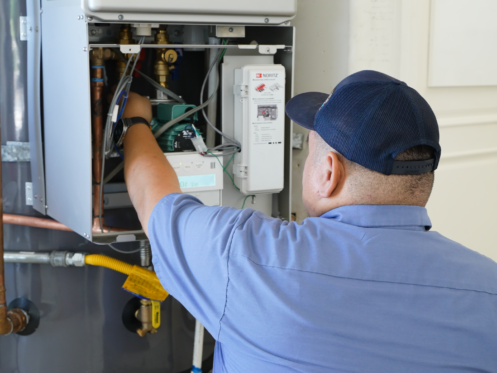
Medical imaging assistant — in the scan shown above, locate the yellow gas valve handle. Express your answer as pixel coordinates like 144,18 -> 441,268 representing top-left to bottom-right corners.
152,301 -> 161,329
122,265 -> 169,302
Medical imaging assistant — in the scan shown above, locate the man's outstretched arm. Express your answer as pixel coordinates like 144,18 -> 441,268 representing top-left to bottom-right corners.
122,93 -> 182,235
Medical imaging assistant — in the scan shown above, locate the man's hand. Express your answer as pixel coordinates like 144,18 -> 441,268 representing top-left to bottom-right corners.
122,92 -> 153,123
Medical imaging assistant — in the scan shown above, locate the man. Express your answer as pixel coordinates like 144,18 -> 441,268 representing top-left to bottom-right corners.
122,70 -> 497,372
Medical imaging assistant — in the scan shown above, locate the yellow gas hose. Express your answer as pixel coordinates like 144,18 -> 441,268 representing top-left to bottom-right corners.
85,254 -> 133,275
84,254 -> 168,301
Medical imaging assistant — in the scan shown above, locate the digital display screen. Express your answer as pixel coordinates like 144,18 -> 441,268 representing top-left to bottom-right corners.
178,174 -> 216,189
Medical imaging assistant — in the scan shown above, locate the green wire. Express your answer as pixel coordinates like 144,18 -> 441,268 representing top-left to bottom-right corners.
207,150 -> 256,209
207,150 -> 240,190
219,39 -> 228,60
241,195 -> 256,209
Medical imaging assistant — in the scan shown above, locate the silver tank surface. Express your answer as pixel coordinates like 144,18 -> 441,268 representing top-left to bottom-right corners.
0,1 -> 214,371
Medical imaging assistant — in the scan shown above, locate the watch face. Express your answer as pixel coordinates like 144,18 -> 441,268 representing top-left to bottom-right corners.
113,119 -> 125,146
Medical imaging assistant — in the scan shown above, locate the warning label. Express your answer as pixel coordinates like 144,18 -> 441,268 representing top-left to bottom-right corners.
249,70 -> 285,146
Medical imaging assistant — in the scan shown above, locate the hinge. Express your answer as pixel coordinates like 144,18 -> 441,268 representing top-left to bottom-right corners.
233,164 -> 248,179
20,17 -> 27,41
25,182 -> 33,206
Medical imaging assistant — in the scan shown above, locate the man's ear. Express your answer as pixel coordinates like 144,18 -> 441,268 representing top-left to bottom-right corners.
317,151 -> 344,198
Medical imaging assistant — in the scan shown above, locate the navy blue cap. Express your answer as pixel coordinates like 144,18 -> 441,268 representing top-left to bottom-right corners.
286,70 -> 441,175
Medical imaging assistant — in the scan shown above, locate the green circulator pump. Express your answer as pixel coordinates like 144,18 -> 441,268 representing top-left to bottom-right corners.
151,103 -> 204,152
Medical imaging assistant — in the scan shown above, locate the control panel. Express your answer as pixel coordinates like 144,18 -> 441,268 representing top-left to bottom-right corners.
167,152 -> 223,206
233,64 -> 286,195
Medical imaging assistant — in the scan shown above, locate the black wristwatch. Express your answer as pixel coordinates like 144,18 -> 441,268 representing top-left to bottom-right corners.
113,117 -> 150,147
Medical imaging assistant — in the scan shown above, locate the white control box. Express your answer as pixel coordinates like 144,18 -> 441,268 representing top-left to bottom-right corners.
233,65 -> 286,195
166,152 -> 223,206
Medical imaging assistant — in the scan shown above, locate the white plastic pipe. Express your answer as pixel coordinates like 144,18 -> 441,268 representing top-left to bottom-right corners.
191,319 -> 205,373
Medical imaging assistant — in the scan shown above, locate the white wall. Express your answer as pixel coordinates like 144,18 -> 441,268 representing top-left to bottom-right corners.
291,0 -> 497,261
291,0 -> 350,221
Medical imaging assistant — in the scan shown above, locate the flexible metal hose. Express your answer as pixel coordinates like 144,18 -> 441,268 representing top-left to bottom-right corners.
85,254 -> 133,275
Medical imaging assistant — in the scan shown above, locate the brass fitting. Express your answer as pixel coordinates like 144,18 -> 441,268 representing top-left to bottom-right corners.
118,24 -> 133,46
116,25 -> 136,78
154,26 -> 177,88
90,48 -> 115,66
135,299 -> 158,337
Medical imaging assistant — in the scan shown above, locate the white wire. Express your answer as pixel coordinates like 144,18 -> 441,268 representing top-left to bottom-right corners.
108,243 -> 141,254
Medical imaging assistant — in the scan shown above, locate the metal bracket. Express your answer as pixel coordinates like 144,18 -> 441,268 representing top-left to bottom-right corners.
211,26 -> 245,38
25,182 -> 33,206
233,84 -> 248,97
20,17 -> 27,41
233,164 -> 248,179
258,45 -> 285,55
120,44 -> 141,54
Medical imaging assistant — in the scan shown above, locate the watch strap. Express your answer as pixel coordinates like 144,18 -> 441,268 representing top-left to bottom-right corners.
115,117 -> 151,148
126,117 -> 150,129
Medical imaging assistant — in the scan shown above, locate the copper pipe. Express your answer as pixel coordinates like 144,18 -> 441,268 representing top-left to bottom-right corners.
3,214 -> 126,234
90,55 -> 107,233
0,111 -> 28,335
92,225 -> 128,234
4,214 -> 72,232
90,48 -> 128,234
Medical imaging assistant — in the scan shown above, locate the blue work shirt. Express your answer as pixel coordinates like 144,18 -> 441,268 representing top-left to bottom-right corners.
149,194 -> 497,372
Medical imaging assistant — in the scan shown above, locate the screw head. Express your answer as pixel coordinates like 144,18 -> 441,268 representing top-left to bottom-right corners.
90,29 -> 97,36
118,14 -> 124,20
229,27 -> 234,32
266,47 -> 271,53
87,16 -> 93,21
264,18 -> 269,23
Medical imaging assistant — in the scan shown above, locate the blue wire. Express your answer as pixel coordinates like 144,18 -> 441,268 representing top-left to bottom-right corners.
184,124 -> 197,137
114,144 -> 124,160
117,92 -> 128,121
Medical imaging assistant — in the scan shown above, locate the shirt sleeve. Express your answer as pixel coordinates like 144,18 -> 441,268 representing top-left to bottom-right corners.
148,193 -> 254,337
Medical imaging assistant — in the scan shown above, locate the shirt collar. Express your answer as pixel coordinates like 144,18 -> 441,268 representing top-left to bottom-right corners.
321,205 -> 432,231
